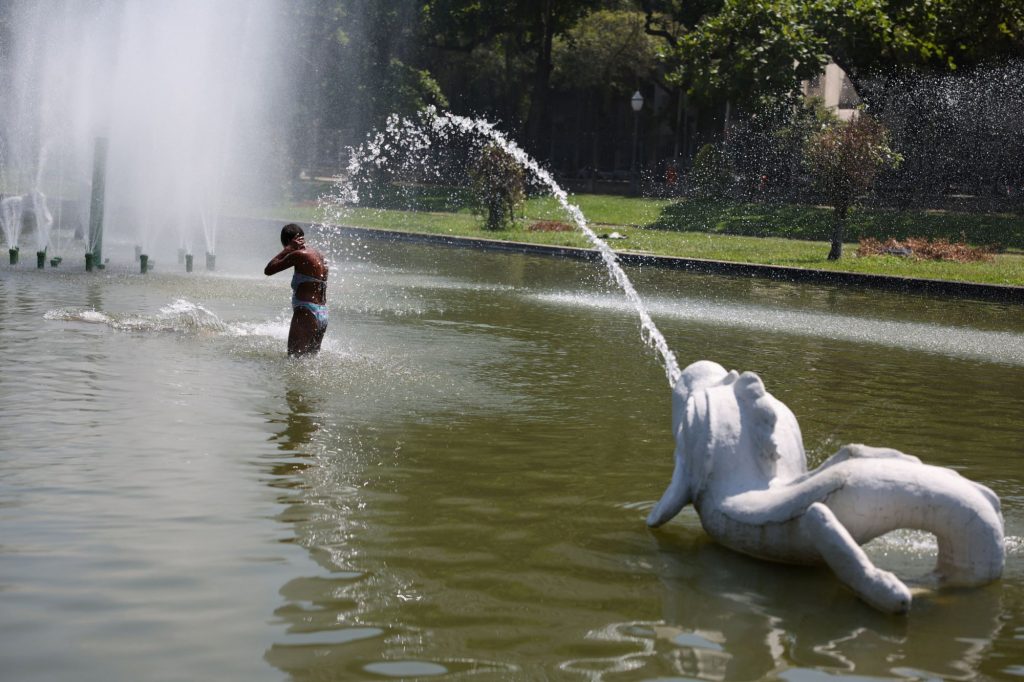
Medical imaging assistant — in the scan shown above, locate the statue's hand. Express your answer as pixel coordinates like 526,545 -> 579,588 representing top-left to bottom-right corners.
860,566 -> 912,614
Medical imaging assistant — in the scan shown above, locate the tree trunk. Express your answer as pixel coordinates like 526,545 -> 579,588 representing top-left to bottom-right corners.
588,90 -> 609,193
486,195 -> 505,231
503,34 -> 519,127
524,0 -> 554,156
828,203 -> 849,260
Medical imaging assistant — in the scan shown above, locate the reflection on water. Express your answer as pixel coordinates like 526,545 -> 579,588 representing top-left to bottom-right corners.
562,533 -> 1011,681
1,235 -> 1023,680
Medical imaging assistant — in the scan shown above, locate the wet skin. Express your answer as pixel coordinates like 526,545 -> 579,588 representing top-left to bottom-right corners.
264,236 -> 329,355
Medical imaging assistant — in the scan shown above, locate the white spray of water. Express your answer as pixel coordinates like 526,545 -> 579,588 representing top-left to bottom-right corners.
0,0 -> 285,260
45,298 -> 228,334
327,108 -> 682,388
0,196 -> 24,250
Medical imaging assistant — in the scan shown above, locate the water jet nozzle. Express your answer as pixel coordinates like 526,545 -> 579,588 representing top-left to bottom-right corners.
140,254 -> 149,274
85,252 -> 94,271
206,252 -> 215,271
185,253 -> 193,273
9,247 -> 18,265
36,250 -> 46,269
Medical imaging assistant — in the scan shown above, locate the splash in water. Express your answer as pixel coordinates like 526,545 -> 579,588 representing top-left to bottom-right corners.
323,108 -> 682,388
45,298 -> 228,334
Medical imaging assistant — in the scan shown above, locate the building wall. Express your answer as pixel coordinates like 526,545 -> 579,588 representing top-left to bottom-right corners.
804,63 -> 860,120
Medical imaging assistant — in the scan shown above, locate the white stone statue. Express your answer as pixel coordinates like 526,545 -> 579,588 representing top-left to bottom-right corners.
647,360 -> 1005,614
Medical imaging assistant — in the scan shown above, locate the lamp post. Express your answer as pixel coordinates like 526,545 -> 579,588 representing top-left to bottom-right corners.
630,90 -> 644,195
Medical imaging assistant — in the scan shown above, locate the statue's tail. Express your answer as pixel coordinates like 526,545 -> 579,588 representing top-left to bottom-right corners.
931,479 -> 1004,585
829,455 -> 1005,586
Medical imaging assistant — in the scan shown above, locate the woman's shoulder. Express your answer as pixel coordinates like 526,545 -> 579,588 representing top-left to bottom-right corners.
297,249 -> 328,277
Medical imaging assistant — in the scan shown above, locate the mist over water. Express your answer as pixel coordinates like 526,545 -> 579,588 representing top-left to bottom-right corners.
0,0 -> 289,260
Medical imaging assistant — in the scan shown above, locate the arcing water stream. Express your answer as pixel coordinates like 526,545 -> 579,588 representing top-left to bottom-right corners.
323,108 -> 683,388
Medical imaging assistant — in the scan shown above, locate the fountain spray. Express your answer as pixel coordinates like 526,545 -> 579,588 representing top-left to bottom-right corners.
334,108 -> 682,388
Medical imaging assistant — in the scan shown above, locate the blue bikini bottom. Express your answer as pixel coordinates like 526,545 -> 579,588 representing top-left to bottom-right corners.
292,298 -> 328,333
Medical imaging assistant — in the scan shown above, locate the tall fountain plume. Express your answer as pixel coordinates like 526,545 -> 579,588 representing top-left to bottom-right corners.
324,108 -> 682,389
0,0 -> 289,265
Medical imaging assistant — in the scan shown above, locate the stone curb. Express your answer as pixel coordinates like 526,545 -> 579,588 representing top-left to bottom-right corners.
244,217 -> 1024,305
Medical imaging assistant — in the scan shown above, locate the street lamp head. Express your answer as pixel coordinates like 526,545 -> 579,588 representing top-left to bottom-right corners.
631,90 -> 644,112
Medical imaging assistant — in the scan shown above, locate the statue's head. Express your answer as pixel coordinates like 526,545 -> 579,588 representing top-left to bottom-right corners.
675,364 -> 802,491
649,361 -> 807,527
728,372 -> 806,482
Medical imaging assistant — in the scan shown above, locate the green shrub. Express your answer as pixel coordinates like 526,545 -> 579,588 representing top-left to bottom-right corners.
691,143 -> 732,198
804,113 -> 902,259
468,144 -> 525,230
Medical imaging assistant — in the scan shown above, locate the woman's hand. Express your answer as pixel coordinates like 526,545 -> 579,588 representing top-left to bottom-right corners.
265,236 -> 306,276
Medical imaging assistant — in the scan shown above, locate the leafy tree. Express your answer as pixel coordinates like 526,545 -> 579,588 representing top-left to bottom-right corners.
641,0 -> 1024,107
804,112 -> 901,259
552,9 -> 659,92
550,9 -> 660,177
468,144 -> 526,230
690,142 -> 731,197
421,0 -> 602,153
669,1 -> 828,107
288,3 -> 446,130
723,96 -> 833,199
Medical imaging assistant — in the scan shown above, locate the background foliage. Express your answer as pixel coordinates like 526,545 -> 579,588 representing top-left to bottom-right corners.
284,0 -> 1023,244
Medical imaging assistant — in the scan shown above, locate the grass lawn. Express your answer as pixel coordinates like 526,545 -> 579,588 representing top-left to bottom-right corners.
262,192 -> 1024,287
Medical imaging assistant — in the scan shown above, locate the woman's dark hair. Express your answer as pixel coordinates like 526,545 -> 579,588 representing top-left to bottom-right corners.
281,223 -> 304,246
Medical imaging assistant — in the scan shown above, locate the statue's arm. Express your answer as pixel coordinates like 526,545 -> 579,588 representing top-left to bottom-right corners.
801,502 -> 912,613
647,458 -> 691,527
724,444 -> 925,518
723,444 -> 924,522
719,469 -> 849,524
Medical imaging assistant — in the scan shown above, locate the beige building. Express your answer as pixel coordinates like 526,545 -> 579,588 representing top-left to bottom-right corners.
804,63 -> 861,120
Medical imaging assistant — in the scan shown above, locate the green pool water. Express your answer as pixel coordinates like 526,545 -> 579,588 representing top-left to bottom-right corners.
1,226 -> 1022,681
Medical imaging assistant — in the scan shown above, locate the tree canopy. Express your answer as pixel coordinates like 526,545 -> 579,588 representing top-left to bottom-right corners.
552,9 -> 660,94
283,0 -> 1023,183
641,0 -> 1024,105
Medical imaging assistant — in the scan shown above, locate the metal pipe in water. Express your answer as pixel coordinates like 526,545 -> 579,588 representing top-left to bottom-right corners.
87,137 -> 108,266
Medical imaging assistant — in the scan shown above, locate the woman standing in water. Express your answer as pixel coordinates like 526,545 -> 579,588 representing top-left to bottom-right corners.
264,223 -> 329,356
